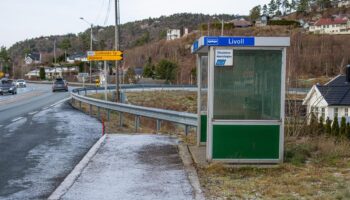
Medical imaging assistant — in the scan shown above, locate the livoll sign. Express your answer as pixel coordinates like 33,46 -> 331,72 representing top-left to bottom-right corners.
204,37 -> 255,46
215,49 -> 233,67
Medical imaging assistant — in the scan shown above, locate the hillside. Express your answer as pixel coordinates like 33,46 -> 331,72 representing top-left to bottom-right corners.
5,11 -> 350,85
7,13 -> 237,65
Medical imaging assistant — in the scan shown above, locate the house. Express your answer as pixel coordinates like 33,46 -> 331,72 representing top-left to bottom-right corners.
66,53 -> 88,63
303,69 -> 350,122
166,29 -> 181,40
231,18 -> 252,28
134,67 -> 144,79
309,17 -> 350,34
25,66 -> 78,80
255,15 -> 269,27
338,0 -> 350,8
24,53 -> 41,65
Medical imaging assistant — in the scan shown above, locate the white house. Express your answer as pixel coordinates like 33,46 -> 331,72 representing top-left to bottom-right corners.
166,29 -> 181,40
338,0 -> 350,8
24,53 -> 41,65
309,17 -> 350,34
66,53 -> 88,63
303,74 -> 350,122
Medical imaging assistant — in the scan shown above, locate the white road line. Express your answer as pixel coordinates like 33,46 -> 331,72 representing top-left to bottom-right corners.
42,107 -> 50,110
28,111 -> 38,115
50,97 -> 72,107
12,117 -> 23,122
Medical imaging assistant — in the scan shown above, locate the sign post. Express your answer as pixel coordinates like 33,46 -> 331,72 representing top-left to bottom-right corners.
87,51 -> 123,101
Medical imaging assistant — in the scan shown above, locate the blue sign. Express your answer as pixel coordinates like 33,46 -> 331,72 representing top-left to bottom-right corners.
215,59 -> 226,66
192,40 -> 199,52
204,37 -> 255,46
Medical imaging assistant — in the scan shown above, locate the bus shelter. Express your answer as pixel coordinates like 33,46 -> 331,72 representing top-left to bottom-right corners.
192,36 -> 290,163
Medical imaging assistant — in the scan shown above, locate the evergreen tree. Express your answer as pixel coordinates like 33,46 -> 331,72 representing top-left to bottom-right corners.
346,122 -> 350,139
297,0 -> 310,13
156,59 -> 178,83
262,4 -> 268,15
290,0 -> 297,11
249,5 -> 261,21
276,0 -> 282,13
325,117 -> 332,135
340,117 -> 347,137
317,116 -> 325,135
331,116 -> 340,136
282,0 -> 290,14
268,0 -> 277,15
309,113 -> 318,135
39,67 -> 46,80
143,57 -> 155,78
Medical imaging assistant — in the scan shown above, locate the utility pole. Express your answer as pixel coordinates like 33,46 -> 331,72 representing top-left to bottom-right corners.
90,24 -> 93,83
115,0 -> 120,102
80,17 -> 93,83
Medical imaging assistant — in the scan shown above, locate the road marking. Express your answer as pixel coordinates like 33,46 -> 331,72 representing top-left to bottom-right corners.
28,111 -> 38,115
12,117 -> 23,122
50,97 -> 72,107
0,125 -> 3,128
42,107 -> 50,110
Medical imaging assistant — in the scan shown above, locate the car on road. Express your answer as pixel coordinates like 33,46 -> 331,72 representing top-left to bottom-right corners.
52,78 -> 68,92
0,79 -> 17,95
15,79 -> 26,88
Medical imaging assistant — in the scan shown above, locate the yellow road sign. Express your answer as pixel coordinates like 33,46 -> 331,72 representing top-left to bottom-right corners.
87,51 -> 123,61
88,55 -> 123,61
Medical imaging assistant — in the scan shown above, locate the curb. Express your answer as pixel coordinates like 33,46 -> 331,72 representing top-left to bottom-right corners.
48,134 -> 107,200
178,144 -> 205,200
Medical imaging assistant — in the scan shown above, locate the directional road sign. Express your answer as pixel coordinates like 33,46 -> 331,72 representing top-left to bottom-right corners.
87,51 -> 123,61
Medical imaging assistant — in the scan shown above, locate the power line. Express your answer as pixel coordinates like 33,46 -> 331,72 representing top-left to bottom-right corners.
95,0 -> 107,24
104,0 -> 112,25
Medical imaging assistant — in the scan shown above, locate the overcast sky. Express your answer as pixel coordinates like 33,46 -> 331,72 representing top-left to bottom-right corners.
0,0 -> 270,48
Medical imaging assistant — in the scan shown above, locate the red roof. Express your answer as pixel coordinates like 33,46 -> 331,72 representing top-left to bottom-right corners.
314,18 -> 348,26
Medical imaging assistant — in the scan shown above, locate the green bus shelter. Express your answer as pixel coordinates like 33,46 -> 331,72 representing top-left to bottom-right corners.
192,36 -> 290,163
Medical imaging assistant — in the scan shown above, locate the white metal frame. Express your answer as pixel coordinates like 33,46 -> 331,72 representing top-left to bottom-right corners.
207,46 -> 287,163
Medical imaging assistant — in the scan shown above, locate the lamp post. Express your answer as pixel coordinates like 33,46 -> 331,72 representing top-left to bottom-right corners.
213,16 -> 224,36
80,17 -> 93,83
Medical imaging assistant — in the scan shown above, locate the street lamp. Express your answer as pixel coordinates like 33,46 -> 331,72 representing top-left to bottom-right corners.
213,16 -> 224,36
80,17 -> 93,83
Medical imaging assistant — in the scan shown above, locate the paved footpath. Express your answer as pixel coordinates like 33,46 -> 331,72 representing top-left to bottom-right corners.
54,134 -> 195,200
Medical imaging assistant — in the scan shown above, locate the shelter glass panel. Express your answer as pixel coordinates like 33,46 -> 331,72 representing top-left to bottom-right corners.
213,50 -> 282,120
200,56 -> 208,112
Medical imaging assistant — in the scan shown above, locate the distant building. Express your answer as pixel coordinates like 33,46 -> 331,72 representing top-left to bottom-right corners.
255,15 -> 268,27
309,17 -> 350,34
303,72 -> 350,122
66,53 -> 88,63
25,66 -> 78,79
134,67 -> 144,79
231,18 -> 252,28
166,29 -> 181,40
338,0 -> 350,8
24,53 -> 41,65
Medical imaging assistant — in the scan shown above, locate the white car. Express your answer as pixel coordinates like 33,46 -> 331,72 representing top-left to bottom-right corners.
15,79 -> 26,88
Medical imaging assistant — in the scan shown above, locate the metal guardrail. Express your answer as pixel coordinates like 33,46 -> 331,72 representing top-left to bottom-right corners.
70,85 -> 198,134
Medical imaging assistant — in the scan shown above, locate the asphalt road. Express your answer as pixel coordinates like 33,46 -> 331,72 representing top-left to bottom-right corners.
0,83 -> 101,199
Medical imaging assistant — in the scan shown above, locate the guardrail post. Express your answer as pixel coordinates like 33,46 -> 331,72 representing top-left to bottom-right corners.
135,115 -> 140,133
85,88 -> 87,96
119,112 -> 123,127
107,109 -> 110,121
185,125 -> 189,136
97,107 -> 100,119
89,104 -> 92,116
79,101 -> 82,110
156,120 -> 161,133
